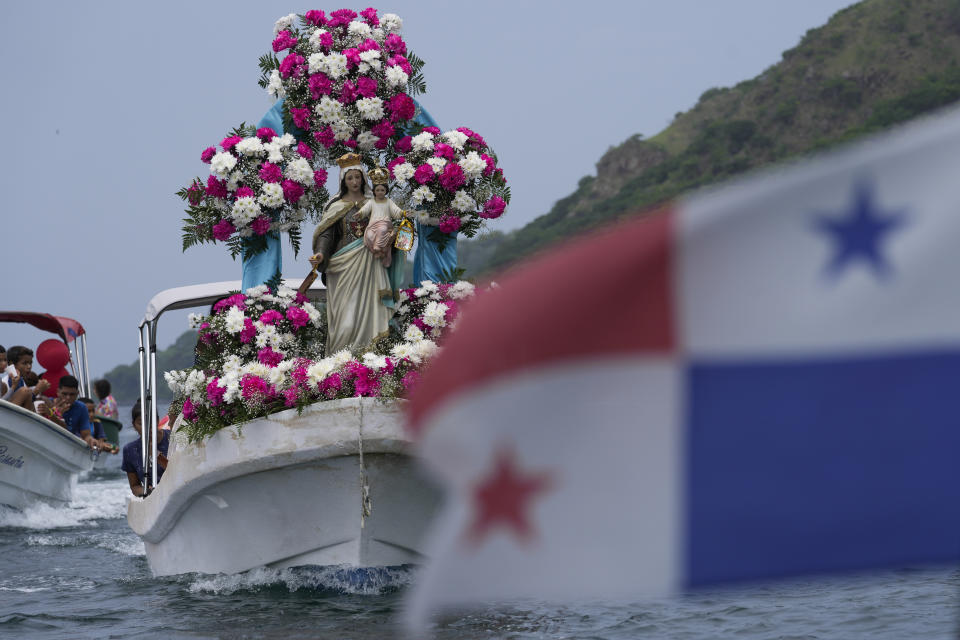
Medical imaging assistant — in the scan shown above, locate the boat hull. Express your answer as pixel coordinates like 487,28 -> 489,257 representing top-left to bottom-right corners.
0,400 -> 95,508
127,398 -> 442,576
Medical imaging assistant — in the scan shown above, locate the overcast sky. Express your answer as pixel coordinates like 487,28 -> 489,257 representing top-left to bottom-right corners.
1,0 -> 855,376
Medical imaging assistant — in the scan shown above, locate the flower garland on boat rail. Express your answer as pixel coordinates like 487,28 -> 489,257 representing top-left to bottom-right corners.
178,124 -> 330,260
165,279 -> 480,443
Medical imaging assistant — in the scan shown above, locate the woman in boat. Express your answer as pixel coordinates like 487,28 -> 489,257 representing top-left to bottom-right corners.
309,153 -> 402,354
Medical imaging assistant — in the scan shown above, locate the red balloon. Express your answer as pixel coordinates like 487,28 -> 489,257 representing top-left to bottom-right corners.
36,339 -> 71,398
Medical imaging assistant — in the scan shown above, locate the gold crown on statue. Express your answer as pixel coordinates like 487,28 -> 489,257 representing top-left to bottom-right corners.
336,152 -> 364,169
368,167 -> 390,185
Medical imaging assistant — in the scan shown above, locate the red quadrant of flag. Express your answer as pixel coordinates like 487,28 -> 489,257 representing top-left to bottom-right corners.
407,208 -> 676,435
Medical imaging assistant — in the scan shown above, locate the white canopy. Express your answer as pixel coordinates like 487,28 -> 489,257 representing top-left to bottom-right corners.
141,278 -> 326,326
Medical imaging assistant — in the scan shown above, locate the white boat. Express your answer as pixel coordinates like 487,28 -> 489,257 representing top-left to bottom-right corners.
0,312 -> 97,508
126,279 -> 441,576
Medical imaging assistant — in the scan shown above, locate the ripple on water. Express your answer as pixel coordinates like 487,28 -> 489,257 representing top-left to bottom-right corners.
186,565 -> 418,597
26,531 -> 144,557
0,479 -> 131,530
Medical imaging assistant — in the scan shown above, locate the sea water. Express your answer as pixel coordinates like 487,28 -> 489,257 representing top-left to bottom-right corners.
0,460 -> 956,637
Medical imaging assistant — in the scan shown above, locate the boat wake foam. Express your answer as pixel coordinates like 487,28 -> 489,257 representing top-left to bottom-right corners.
26,532 -> 145,557
186,565 -> 418,596
0,480 -> 130,529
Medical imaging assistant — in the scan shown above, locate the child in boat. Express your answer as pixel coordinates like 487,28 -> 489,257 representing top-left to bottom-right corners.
358,167 -> 403,268
121,401 -> 169,497
93,378 -> 119,420
2,346 -> 49,412
81,397 -> 119,454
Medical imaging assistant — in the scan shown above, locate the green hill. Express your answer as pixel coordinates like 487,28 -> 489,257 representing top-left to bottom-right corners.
100,330 -> 196,406
462,0 -> 960,275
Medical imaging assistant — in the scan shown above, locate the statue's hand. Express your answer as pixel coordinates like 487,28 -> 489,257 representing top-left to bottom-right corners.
309,253 -> 323,269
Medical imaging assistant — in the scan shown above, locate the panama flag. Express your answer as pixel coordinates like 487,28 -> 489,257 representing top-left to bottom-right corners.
404,106 -> 960,624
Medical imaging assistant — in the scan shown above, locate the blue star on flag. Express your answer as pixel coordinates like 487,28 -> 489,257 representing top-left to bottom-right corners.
812,181 -> 908,281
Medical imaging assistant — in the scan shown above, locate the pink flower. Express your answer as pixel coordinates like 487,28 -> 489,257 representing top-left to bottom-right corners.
200,146 -> 216,163
308,73 -> 333,99
291,365 -> 309,387
235,186 -> 254,199
182,397 -> 198,421
258,346 -> 284,368
213,293 -> 246,314
344,139 -> 358,149
438,214 -> 462,234
371,119 -> 395,139
187,183 -> 204,205
387,156 -> 406,179
444,299 -> 458,321
384,33 -> 406,55
295,291 -> 310,304
251,216 -> 271,235
328,8 -> 358,28
259,162 -> 282,183
297,141 -> 313,159
480,195 -> 506,219
286,305 -> 309,329
316,30 -> 334,49
423,126 -> 441,135
339,79 -> 359,104
272,30 -> 298,52
290,106 -> 312,131
481,154 -> 496,177
241,374 -> 273,404
383,357 -> 395,375
239,317 -> 256,344
319,373 -> 343,397
279,52 -> 306,79
257,127 -> 277,141
314,169 -> 328,187
434,143 -> 455,160
343,48 -> 361,69
387,55 -> 412,75
304,9 -> 326,26
206,378 -> 226,407
259,309 -> 283,325
206,176 -> 228,199
199,329 -> 218,345
356,76 -> 378,98
283,386 -> 300,407
360,7 -> 379,26
346,361 -> 379,397
314,127 -> 335,148
438,163 -> 466,192
401,370 -> 420,391
395,135 -> 413,152
221,135 -> 242,151
414,164 -> 434,185
282,180 -> 305,203
357,38 -> 380,52
211,222 -> 234,242
387,93 -> 415,122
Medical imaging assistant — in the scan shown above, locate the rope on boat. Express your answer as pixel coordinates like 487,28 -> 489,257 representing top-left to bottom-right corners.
359,401 -> 372,528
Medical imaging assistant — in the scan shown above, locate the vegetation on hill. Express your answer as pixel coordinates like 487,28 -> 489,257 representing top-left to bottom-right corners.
461,0 -> 960,275
100,330 -> 196,406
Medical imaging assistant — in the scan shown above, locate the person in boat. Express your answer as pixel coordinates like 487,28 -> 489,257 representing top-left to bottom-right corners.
121,401 -> 169,497
93,378 -> 119,420
41,375 -> 97,447
81,397 -> 119,454
2,345 -> 50,411
0,345 -> 7,396
309,153 -> 401,354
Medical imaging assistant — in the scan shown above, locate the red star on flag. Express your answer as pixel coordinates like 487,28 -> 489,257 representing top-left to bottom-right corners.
465,447 -> 554,546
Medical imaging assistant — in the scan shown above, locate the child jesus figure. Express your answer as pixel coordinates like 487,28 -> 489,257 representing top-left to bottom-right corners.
359,167 -> 405,268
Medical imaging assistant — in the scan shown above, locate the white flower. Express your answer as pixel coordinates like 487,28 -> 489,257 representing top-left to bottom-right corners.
278,133 -> 295,148
403,325 -> 424,342
188,313 -> 204,329
390,342 -> 418,363
210,152 -> 237,179
267,366 -> 287,386
231,197 -> 262,227
258,183 -> 284,209
356,131 -> 378,151
224,306 -> 246,334
314,95 -> 343,124
459,151 -> 486,179
414,281 -> 439,297
331,119 -> 352,141
393,162 -> 415,183
385,65 -> 408,88
223,354 -> 243,374
263,141 -> 284,164
422,301 -> 448,328
255,323 -> 281,349
267,70 -> 285,98
448,280 -> 476,300
241,361 -> 271,379
426,157 -> 447,174
331,350 -> 353,368
359,49 -> 381,71
324,52 -> 348,79
410,186 -> 435,206
398,291 -> 409,303
362,352 -> 388,370
286,157 -> 314,185
276,286 -> 295,299
451,190 -> 475,213
372,27 -> 384,41
226,171 -> 242,191
304,303 -> 323,325
235,137 -> 264,156
413,339 -> 439,361
348,21 -> 372,41
381,13 -> 403,33
411,132 -> 435,153
308,52 -> 327,75
274,13 -> 297,34
307,358 -> 337,388
246,284 -> 269,298
443,130 -> 469,151
239,228 -> 253,238
355,97 -> 385,121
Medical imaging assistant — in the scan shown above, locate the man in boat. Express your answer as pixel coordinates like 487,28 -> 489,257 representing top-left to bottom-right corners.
121,401 -> 169,497
1,345 -> 50,411
81,397 -> 119,454
44,375 -> 96,448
